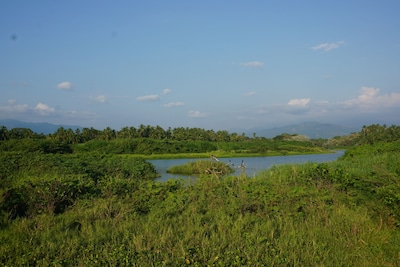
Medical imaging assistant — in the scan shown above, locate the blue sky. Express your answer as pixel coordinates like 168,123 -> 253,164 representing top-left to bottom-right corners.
1,1 -> 400,131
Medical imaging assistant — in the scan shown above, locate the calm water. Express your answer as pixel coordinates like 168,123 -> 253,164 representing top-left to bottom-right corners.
150,150 -> 345,182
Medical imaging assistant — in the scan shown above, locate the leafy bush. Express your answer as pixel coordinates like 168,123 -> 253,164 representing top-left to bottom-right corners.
0,139 -> 72,153
0,152 -> 159,219
1,176 -> 94,218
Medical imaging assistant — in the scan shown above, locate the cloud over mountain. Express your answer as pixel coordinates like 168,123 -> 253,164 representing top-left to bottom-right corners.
288,98 -> 310,107
34,102 -> 55,115
344,86 -> 400,110
0,99 -> 29,113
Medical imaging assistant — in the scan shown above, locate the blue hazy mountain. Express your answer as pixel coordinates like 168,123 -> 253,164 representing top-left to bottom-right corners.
0,119 -> 82,135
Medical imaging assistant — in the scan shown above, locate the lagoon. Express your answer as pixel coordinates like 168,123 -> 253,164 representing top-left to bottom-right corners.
150,150 -> 345,182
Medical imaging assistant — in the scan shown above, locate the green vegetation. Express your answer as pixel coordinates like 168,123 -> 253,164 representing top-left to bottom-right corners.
0,123 -> 399,265
0,152 -> 158,219
0,124 -> 330,156
167,159 -> 236,176
69,137 -> 327,156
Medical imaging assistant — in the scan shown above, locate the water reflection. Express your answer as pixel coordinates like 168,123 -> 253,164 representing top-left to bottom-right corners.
150,150 -> 345,182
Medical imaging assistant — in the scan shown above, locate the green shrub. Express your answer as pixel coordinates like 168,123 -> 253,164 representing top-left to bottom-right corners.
1,176 -> 93,218
0,139 -> 72,154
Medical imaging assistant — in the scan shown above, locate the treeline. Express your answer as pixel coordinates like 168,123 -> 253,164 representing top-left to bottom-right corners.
358,124 -> 400,144
0,135 -> 321,155
0,125 -> 248,143
312,124 -> 400,147
0,124 -> 324,155
1,123 -> 400,148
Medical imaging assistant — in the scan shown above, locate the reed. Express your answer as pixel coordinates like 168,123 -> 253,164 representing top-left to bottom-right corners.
1,141 -> 399,266
166,159 -> 235,176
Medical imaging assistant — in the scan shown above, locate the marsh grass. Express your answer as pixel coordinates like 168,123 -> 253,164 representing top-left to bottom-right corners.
167,160 -> 235,176
1,142 -> 400,266
2,174 -> 398,266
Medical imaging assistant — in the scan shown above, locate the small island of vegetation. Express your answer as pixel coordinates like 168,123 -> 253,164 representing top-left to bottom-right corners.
0,124 -> 399,266
167,157 -> 236,176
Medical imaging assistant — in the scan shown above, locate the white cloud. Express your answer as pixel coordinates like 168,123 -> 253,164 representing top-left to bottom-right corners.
356,87 -> 379,105
345,86 -> 400,110
256,108 -> 271,114
0,99 -> 29,113
94,95 -> 107,103
164,101 -> 184,108
7,99 -> 17,105
0,99 -> 100,125
288,98 -> 310,107
240,61 -> 264,68
34,102 -> 55,115
314,100 -> 329,106
244,91 -> 256,97
163,88 -> 171,95
312,41 -> 345,52
231,86 -> 400,129
65,109 -> 96,120
137,94 -> 160,101
188,110 -> 207,118
57,81 -> 73,90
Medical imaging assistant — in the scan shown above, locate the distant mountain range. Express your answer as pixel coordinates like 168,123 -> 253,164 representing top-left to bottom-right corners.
1,119 -> 360,139
0,119 -> 82,135
247,122 -> 360,139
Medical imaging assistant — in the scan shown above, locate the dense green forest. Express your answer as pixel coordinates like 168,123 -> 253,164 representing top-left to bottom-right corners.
1,123 -> 399,157
0,124 -> 331,156
2,122 -> 398,145
0,124 -> 399,265
0,124 -> 250,143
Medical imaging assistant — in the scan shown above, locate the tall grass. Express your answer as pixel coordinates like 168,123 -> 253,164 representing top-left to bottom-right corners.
1,142 -> 399,266
167,160 -> 235,176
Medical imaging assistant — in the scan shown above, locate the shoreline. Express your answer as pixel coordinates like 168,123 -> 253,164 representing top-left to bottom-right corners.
119,148 -> 339,160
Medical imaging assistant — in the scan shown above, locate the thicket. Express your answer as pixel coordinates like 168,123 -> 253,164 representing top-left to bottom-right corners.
71,138 -> 324,155
0,139 -> 72,154
1,144 -> 399,265
1,124 -> 329,156
318,124 -> 400,148
0,123 -> 399,265
2,123 -> 400,146
0,125 -> 248,143
0,152 -> 158,220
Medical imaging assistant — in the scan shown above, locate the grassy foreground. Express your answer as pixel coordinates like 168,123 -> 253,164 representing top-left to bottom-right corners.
1,142 -> 400,266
